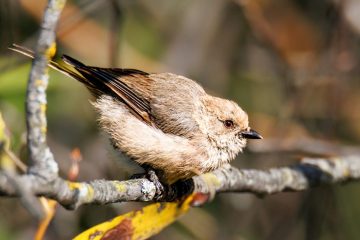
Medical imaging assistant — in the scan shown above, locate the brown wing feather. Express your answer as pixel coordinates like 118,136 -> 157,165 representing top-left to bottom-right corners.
61,55 -> 154,125
10,45 -> 154,125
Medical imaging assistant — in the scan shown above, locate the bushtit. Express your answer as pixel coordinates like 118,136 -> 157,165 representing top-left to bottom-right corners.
11,45 -> 262,185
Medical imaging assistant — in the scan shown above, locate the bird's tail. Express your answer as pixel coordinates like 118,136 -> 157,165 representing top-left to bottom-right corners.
9,44 -> 94,91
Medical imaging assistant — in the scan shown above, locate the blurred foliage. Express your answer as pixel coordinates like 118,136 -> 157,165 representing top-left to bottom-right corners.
1,0 -> 360,239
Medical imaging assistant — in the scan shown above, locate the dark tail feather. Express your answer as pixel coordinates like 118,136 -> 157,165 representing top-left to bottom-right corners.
9,44 -> 80,78
62,55 -> 86,68
9,44 -> 35,58
10,44 -> 154,124
9,44 -> 102,95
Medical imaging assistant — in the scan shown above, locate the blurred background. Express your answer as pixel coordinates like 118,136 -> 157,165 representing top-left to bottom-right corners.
1,0 -> 360,239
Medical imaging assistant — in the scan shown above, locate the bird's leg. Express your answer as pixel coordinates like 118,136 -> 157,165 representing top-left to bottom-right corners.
131,165 -> 166,200
146,168 -> 165,199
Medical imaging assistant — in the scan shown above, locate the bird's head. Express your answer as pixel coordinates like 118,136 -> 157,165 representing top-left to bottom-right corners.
200,96 -> 262,166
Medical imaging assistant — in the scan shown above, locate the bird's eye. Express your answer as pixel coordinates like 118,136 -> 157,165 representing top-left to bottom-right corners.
224,120 -> 234,128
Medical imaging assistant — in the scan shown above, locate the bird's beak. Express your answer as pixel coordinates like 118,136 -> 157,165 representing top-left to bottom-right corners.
240,129 -> 263,139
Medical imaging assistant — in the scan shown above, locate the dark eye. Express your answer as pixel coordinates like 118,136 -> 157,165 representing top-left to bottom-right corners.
224,120 -> 234,128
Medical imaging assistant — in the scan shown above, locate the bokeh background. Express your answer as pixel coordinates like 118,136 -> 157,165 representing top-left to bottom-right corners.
1,0 -> 360,239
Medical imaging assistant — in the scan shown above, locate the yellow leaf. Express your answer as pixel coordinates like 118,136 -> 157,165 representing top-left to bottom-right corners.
73,194 -> 195,240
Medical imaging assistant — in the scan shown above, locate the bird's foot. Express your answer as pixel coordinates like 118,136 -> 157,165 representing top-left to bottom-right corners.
146,168 -> 165,200
131,167 -> 165,200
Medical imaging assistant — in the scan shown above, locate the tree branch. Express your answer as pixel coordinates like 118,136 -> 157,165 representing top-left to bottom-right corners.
26,0 -> 66,179
0,155 -> 359,209
9,0 -> 66,219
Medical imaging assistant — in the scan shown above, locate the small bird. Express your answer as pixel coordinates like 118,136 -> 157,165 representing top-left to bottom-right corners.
11,45 -> 262,185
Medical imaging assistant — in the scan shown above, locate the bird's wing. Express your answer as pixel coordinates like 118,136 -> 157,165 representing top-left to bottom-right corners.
61,55 -> 154,125
10,45 -> 203,134
148,73 -> 206,137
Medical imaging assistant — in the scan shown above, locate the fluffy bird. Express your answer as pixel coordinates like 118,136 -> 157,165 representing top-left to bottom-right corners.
11,45 -> 262,185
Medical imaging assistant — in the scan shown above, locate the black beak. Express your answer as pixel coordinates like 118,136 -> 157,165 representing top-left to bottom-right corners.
240,129 -> 263,139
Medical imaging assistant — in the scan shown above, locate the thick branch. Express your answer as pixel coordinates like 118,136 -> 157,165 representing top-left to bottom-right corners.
0,155 -> 359,209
